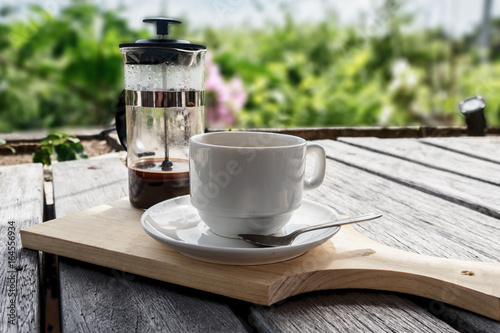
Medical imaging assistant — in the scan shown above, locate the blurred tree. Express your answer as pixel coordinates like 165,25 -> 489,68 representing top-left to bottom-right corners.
0,0 -> 499,131
0,1 -> 148,131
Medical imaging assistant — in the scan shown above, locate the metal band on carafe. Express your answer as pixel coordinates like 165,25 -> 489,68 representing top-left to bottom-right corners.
125,90 -> 204,107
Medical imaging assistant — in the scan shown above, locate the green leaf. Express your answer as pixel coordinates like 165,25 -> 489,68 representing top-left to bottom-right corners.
34,132 -> 88,163
1,138 -> 16,153
68,141 -> 88,159
65,136 -> 81,144
54,143 -> 77,162
41,133 -> 66,147
33,148 -> 52,166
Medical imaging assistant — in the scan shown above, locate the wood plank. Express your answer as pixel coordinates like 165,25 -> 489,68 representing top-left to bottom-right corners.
252,150 -> 500,332
23,156 -> 500,333
0,163 -> 43,332
248,291 -> 458,332
309,158 -> 500,262
21,141 -> 500,331
421,136 -> 500,164
20,197 -> 500,319
51,157 -> 247,333
211,126 -> 469,140
59,258 -> 248,333
338,137 -> 500,186
52,157 -> 128,217
318,139 -> 500,219
326,151 -> 500,324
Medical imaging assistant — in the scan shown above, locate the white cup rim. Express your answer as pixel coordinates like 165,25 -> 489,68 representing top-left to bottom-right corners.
190,131 -> 306,150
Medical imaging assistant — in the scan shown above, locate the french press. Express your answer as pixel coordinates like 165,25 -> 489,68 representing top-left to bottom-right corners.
117,18 -> 206,209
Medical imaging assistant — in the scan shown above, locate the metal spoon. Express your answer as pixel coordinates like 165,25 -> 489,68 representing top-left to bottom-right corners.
238,213 -> 382,247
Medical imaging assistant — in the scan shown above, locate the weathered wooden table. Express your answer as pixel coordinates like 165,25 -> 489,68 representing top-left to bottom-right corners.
2,136 -> 500,332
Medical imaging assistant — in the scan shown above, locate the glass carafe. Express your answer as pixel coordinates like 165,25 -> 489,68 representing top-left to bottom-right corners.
118,18 -> 206,209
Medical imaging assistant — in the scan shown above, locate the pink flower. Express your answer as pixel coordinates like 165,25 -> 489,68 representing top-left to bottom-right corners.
204,52 -> 247,128
228,77 -> 247,110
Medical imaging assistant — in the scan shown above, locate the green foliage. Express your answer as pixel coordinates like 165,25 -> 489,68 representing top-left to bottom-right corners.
204,20 -> 385,128
0,139 -> 16,153
0,2 -> 148,131
1,0 -> 499,130
199,0 -> 500,128
33,133 -> 88,166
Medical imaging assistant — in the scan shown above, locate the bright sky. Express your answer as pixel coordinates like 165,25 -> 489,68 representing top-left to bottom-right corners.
106,0 -> 495,38
2,0 -> 497,38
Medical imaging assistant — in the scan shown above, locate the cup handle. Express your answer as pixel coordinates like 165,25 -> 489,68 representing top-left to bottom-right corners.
304,143 -> 326,190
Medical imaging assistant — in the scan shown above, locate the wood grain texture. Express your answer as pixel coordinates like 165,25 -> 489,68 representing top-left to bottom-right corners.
19,196 -> 500,320
338,137 -> 500,186
250,140 -> 500,333
421,136 -> 500,164
310,158 -> 500,263
50,157 -> 247,333
0,163 -> 43,332
52,157 -> 129,217
16,137 -> 500,332
214,126 -> 469,140
59,258 -> 247,333
318,139 -> 500,219
248,291 -> 457,333
306,149 -> 500,331
36,157 -> 459,332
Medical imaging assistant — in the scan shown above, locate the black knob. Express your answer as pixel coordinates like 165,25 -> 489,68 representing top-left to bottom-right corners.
143,17 -> 181,37
459,96 -> 487,136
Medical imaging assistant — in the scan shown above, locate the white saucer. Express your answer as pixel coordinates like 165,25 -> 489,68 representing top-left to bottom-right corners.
140,195 -> 341,265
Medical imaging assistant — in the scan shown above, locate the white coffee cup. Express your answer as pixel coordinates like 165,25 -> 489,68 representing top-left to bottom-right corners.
189,132 -> 326,238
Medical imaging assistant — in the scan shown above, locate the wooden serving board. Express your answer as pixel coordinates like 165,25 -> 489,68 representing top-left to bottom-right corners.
20,198 -> 500,320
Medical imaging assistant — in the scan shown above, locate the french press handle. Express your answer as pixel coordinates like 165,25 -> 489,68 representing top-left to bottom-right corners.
115,90 -> 127,151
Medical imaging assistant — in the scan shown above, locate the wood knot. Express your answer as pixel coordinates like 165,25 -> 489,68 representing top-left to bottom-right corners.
461,270 -> 475,276
362,249 -> 376,256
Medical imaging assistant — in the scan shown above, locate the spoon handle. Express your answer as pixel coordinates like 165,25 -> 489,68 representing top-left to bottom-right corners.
291,213 -> 382,236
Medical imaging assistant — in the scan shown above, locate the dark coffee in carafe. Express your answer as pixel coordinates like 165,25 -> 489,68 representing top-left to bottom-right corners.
128,158 -> 189,209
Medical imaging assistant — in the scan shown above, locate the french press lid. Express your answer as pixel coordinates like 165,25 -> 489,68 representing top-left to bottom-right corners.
119,17 -> 206,51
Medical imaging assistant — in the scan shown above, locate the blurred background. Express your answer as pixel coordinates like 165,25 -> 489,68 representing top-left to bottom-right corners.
1,0 -> 500,132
